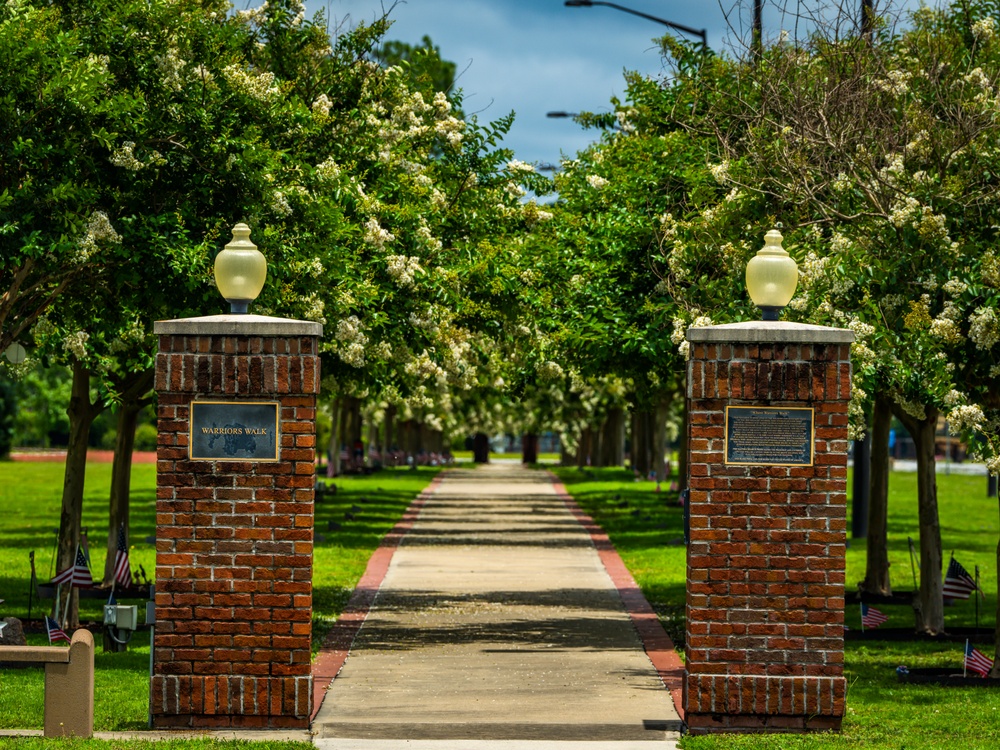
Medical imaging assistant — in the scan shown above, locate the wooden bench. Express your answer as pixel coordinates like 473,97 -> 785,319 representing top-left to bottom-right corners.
0,629 -> 94,737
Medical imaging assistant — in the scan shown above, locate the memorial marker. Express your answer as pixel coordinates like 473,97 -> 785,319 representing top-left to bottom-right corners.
725,405 -> 814,466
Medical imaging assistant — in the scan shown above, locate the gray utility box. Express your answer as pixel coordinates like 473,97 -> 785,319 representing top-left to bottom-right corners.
103,604 -> 138,631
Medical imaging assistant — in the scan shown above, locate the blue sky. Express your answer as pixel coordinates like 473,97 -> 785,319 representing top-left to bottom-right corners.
304,1 -> 909,167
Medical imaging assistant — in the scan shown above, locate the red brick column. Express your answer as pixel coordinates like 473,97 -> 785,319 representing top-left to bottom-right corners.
683,322 -> 853,734
151,316 -> 321,729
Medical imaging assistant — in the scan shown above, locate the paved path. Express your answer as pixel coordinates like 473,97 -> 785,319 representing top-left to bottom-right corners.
312,463 -> 681,748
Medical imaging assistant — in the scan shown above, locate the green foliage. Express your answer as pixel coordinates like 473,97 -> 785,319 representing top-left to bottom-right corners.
376,35 -> 457,96
10,362 -> 72,447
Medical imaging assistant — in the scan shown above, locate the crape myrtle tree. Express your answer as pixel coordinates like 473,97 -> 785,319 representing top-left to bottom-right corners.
529,43 -> 762,481
542,0 -> 1000,646
3,0 -> 551,623
703,0 -> 1000,639
0,0 -> 354,623
308,11 -> 553,467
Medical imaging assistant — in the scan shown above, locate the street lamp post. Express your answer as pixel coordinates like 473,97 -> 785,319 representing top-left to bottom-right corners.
564,0 -> 707,51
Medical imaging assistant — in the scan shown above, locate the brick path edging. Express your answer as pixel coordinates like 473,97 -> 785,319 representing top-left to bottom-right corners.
549,474 -> 686,723
310,471 -> 449,719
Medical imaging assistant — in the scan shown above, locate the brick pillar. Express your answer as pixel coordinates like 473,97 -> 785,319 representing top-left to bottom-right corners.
151,316 -> 322,729
683,322 -> 854,734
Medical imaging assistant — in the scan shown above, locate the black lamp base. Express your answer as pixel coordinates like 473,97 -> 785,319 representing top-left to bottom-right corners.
229,300 -> 250,314
760,307 -> 781,321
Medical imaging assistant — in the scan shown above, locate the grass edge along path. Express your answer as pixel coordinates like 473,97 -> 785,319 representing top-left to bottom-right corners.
552,465 -> 1000,750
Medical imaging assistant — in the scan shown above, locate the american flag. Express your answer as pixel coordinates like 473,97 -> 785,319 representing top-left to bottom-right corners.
113,525 -> 132,587
943,557 -> 978,600
861,603 -> 888,629
965,641 -> 994,678
45,615 -> 70,644
50,545 -> 93,588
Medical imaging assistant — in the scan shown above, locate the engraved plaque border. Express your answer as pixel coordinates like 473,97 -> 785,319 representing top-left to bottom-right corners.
724,405 -> 814,467
189,400 -> 280,462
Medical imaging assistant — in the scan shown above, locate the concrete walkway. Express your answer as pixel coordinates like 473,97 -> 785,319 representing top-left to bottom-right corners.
312,463 -> 682,749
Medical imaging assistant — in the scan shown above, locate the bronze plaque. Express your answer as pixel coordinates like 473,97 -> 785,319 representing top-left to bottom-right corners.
189,401 -> 279,461
725,406 -> 814,466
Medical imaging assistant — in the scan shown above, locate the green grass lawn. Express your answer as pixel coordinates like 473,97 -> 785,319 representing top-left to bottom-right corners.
553,465 -> 1000,750
0,459 -> 438,734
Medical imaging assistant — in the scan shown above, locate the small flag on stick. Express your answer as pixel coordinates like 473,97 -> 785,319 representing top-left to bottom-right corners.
45,615 -> 70,644
861,603 -> 888,629
943,556 -> 979,600
50,545 -> 94,589
113,525 -> 131,588
964,640 -> 994,678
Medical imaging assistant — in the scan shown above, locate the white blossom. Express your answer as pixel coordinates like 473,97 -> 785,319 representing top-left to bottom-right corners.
830,232 -> 852,254
973,16 -> 996,41
507,159 -> 535,173
889,196 -> 921,228
538,361 -> 564,381
77,210 -> 121,261
433,91 -> 452,115
222,64 -> 278,101
893,392 -> 927,421
157,47 -> 186,92
929,317 -> 963,343
876,69 -> 911,96
364,218 -> 395,249
586,174 -> 608,190
316,157 -> 340,182
709,161 -> 730,184
335,316 -> 367,344
110,142 -> 144,171
969,307 -> 1000,349
942,278 -> 968,296
386,255 -> 422,287
943,389 -> 965,407
271,191 -> 292,217
339,342 -> 366,368
63,331 -> 89,361
312,94 -> 332,117
948,404 -> 986,433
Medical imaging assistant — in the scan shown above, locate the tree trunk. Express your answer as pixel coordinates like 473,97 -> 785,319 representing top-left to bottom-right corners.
577,427 -> 591,468
560,437 -> 576,467
631,410 -> 649,476
384,405 -> 395,466
861,392 -> 892,595
852,433 -> 871,539
472,431 -> 489,463
654,397 -> 671,484
103,371 -> 153,586
894,404 -> 944,634
522,433 -> 538,464
600,407 -> 624,467
55,359 -> 106,627
327,398 -> 341,477
592,417 -> 605,467
993,529 -> 1000,676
